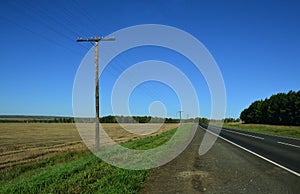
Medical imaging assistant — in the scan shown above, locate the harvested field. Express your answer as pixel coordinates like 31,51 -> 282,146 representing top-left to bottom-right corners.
0,123 -> 178,169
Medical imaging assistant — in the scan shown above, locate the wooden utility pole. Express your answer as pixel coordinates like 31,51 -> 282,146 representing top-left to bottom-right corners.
177,110 -> 183,122
77,37 -> 115,149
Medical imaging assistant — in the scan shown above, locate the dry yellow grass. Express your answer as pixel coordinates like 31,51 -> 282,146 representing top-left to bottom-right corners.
0,123 -> 178,169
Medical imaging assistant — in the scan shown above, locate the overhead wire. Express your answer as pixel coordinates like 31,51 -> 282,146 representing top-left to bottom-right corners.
13,0 -> 90,51
22,0 -> 88,43
72,0 -> 102,33
2,1 -> 90,53
51,0 -> 95,41
59,0 -> 102,38
2,1 -> 177,117
101,49 -> 171,107
56,1 -> 157,99
68,1 -> 169,106
0,14 -> 83,55
66,3 -> 181,117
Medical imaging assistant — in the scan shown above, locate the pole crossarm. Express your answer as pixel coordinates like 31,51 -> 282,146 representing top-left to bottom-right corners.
77,37 -> 116,42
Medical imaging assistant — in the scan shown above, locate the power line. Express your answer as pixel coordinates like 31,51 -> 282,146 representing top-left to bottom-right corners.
3,1 -> 90,51
2,1 -> 182,119
0,15 -> 83,55
69,0 -> 101,34
3,1 -> 172,115
54,1 -> 95,39
109,53 -> 171,104
22,0 -> 80,36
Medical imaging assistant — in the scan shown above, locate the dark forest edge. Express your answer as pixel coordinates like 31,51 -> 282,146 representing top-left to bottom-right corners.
240,90 -> 300,126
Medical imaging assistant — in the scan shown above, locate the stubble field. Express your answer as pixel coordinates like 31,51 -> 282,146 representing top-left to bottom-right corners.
0,123 -> 178,169
0,122 -> 180,193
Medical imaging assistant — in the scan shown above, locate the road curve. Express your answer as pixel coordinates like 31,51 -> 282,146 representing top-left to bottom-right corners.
200,123 -> 300,176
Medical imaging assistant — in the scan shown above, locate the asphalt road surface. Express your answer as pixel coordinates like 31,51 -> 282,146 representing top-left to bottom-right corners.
141,125 -> 300,193
200,123 -> 300,176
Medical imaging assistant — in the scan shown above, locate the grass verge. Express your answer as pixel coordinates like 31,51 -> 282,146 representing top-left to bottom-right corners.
222,123 -> 300,139
0,128 -> 177,194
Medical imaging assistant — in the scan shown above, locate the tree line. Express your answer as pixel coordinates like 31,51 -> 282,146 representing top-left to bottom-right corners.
240,90 -> 300,125
0,116 -> 242,124
0,117 -> 75,123
78,116 -> 180,123
0,116 -> 181,123
0,116 -> 182,123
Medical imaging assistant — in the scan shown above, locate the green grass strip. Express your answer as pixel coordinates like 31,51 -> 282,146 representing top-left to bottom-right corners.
222,123 -> 300,139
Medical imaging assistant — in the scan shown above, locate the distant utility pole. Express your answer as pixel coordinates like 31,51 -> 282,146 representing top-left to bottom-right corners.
177,110 -> 183,123
77,37 -> 115,149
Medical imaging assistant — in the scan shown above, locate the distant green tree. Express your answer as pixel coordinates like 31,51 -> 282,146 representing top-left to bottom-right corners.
223,118 -> 240,123
197,117 -> 209,124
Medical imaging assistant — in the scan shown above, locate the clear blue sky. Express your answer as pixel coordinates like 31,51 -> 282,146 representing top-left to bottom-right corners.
0,0 -> 299,118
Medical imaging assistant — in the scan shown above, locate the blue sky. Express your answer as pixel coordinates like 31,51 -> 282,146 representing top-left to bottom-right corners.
0,0 -> 299,118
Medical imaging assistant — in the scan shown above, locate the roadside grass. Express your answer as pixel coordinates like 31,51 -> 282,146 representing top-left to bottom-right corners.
222,123 -> 300,139
0,127 -> 178,193
124,128 -> 177,150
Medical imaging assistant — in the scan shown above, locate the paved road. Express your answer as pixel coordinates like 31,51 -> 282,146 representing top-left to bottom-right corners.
200,123 -> 300,176
141,126 -> 300,193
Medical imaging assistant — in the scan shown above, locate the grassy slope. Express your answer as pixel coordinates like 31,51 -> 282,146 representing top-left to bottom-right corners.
0,128 -> 177,194
222,123 -> 300,139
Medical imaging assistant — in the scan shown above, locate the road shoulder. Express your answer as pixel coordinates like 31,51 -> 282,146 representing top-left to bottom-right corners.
140,128 -> 300,193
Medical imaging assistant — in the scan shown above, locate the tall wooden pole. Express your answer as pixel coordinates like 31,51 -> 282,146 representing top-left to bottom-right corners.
77,37 -> 115,149
178,110 -> 183,123
95,41 -> 99,149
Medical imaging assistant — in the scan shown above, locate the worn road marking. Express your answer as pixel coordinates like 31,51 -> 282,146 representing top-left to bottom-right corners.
201,127 -> 300,177
277,141 -> 300,149
221,128 -> 264,140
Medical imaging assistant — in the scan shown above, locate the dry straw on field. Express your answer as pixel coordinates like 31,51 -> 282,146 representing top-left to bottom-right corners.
0,123 -> 178,169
